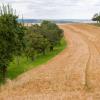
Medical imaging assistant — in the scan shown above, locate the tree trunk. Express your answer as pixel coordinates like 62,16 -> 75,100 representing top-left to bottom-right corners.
26,55 -> 29,61
2,66 -> 7,82
42,49 -> 46,55
50,46 -> 53,51
31,56 -> 35,61
16,56 -> 20,66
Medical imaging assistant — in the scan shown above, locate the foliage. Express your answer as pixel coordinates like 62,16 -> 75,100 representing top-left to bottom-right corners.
0,5 -> 25,81
0,5 -> 64,82
24,25 -> 49,60
7,38 -> 66,80
92,13 -> 100,23
24,21 -> 64,60
41,20 -> 64,51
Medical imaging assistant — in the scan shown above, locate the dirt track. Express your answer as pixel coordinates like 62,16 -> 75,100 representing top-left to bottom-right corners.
0,24 -> 100,100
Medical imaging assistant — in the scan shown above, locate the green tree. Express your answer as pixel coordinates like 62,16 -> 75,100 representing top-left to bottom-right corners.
41,20 -> 63,51
14,24 -> 26,65
92,13 -> 100,23
24,26 -> 49,61
0,5 -> 25,81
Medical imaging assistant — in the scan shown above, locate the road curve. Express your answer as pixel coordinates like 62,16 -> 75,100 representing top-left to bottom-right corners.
0,24 -> 100,100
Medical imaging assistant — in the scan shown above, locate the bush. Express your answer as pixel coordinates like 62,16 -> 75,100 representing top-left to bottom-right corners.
0,5 -> 25,81
24,21 -> 64,60
0,5 -> 64,82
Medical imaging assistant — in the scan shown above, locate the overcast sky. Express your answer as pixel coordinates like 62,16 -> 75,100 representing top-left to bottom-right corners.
0,0 -> 100,19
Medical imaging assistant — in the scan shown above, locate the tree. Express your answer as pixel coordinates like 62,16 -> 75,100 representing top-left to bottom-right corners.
24,26 -> 49,61
92,13 -> 100,23
14,24 -> 26,65
41,20 -> 64,51
0,5 -> 25,81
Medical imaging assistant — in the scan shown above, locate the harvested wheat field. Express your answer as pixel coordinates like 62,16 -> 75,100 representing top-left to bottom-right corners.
0,24 -> 100,100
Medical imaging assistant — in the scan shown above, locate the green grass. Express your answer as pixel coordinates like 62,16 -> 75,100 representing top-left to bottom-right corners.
7,38 -> 67,80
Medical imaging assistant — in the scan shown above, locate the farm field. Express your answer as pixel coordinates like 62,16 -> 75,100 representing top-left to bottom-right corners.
0,24 -> 100,100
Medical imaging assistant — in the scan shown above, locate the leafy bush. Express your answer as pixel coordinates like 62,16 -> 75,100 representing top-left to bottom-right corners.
92,13 -> 100,23
0,5 -> 25,81
0,5 -> 64,82
24,21 -> 64,60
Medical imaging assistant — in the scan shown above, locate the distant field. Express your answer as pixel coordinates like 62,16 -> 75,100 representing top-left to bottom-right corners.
7,38 -> 66,80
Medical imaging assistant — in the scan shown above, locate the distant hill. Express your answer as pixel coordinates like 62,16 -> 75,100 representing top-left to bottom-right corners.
18,19 -> 93,24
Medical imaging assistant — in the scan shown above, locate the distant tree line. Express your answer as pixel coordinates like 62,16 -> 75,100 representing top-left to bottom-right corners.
92,13 -> 100,23
0,5 -> 64,82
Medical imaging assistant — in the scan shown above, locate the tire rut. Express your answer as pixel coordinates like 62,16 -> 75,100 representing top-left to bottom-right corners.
66,24 -> 100,91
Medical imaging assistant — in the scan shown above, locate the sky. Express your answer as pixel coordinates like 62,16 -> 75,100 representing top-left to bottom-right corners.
0,0 -> 100,19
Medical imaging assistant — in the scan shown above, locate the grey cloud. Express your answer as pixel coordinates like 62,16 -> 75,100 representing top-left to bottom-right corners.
0,0 -> 100,19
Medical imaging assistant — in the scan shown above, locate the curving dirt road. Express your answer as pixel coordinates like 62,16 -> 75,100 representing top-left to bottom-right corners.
0,24 -> 100,100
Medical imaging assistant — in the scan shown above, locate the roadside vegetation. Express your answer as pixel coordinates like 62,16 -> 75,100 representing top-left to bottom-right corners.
91,13 -> 100,27
8,38 -> 66,79
0,5 -> 65,83
92,12 -> 100,23
92,13 -> 100,24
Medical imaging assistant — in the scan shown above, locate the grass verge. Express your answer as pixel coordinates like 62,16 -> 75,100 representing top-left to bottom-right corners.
7,38 -> 66,80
